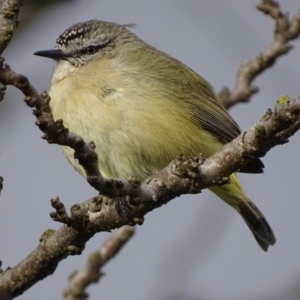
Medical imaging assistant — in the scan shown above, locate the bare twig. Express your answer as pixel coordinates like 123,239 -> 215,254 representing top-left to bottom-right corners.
219,0 -> 300,109
63,226 -> 135,300
0,60 -> 300,297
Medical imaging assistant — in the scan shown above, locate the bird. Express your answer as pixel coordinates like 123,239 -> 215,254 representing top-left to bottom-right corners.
34,20 -> 276,251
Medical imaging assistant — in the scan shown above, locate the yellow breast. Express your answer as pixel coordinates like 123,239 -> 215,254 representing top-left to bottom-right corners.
49,58 -> 223,180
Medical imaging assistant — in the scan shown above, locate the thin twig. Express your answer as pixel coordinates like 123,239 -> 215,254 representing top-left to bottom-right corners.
219,0 -> 300,109
63,226 -> 135,300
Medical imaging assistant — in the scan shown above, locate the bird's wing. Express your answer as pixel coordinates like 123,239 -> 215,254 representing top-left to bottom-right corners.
166,62 -> 264,173
139,46 -> 264,172
149,48 -> 241,143
188,95 -> 264,173
189,93 -> 241,143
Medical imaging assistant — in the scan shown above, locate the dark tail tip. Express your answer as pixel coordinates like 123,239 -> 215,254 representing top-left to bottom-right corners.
238,200 -> 276,252
238,158 -> 264,174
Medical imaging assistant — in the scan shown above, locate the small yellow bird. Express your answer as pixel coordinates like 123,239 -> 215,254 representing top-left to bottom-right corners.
34,20 -> 276,251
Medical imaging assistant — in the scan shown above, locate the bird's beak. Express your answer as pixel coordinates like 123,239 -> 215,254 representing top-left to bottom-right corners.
34,49 -> 67,60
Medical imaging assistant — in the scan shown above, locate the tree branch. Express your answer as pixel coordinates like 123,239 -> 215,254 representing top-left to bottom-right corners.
0,0 -> 23,55
0,224 -> 95,297
0,0 -> 23,101
63,226 -> 135,300
0,60 -> 300,297
218,0 -> 300,109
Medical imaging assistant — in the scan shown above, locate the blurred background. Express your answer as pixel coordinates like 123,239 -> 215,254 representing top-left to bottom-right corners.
1,1 -> 300,299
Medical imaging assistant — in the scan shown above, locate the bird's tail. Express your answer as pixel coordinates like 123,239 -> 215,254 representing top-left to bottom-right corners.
209,174 -> 276,251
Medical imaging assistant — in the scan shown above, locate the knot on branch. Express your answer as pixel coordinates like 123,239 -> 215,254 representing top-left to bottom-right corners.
171,154 -> 204,179
50,197 -> 75,226
168,154 -> 207,194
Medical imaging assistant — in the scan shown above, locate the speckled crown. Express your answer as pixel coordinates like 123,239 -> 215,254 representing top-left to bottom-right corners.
56,20 -> 102,46
55,20 -> 135,47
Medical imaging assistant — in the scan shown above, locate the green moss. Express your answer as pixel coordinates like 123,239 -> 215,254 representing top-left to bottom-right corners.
277,95 -> 289,104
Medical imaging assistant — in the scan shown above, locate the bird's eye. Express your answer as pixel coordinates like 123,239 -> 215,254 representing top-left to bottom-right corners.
85,46 -> 97,55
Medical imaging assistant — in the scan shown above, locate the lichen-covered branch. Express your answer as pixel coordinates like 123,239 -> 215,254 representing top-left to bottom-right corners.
219,0 -> 300,109
0,60 -> 300,297
63,226 -> 135,300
